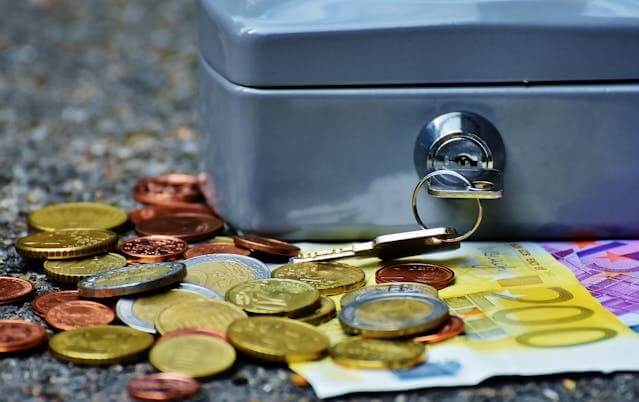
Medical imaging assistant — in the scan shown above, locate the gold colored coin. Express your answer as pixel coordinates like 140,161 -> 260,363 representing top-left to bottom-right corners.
210,236 -> 234,243
15,229 -> 118,260
155,300 -> 247,335
132,291 -> 209,327
184,260 -> 257,295
273,262 -> 366,295
329,338 -> 425,369
43,253 -> 127,283
228,317 -> 329,363
150,334 -> 236,378
297,296 -> 336,326
225,279 -> 320,317
49,325 -> 154,365
28,202 -> 128,232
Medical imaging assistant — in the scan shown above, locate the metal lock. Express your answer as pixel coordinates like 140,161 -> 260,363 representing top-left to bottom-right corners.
414,111 -> 506,199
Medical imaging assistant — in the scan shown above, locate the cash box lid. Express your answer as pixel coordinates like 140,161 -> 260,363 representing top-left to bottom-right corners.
199,0 -> 639,87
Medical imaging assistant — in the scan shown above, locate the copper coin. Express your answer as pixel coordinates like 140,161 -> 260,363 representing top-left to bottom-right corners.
135,213 -> 224,242
375,263 -> 455,290
0,320 -> 48,353
0,277 -> 35,305
155,173 -> 204,186
32,290 -> 81,318
133,178 -> 202,207
120,235 -> 188,263
414,316 -> 465,344
129,205 -> 216,226
45,300 -> 115,331
158,327 -> 227,343
127,373 -> 200,402
233,236 -> 300,257
184,243 -> 251,259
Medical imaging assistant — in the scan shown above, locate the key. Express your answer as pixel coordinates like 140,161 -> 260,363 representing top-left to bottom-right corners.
291,227 -> 460,263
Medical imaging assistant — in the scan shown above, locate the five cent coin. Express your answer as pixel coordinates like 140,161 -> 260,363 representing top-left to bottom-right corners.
184,243 -> 250,259
135,213 -> 223,242
32,290 -> 81,318
375,263 -> 455,290
234,236 -> 300,258
45,300 -> 115,331
119,235 -> 188,263
127,373 -> 200,402
0,320 -> 47,353
0,277 -> 34,305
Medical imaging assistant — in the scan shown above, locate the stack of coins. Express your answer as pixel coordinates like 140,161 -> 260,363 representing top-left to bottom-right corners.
8,171 -> 465,398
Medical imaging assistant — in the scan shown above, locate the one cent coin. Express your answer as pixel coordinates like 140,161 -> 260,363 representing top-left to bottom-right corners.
0,320 -> 48,353
120,235 -> 188,263
133,178 -> 201,206
45,300 -> 115,331
127,373 -> 200,402
234,236 -> 300,258
184,243 -> 250,259
414,316 -> 465,344
32,290 -> 81,318
135,213 -> 223,242
129,205 -> 215,226
0,277 -> 35,305
375,263 -> 455,290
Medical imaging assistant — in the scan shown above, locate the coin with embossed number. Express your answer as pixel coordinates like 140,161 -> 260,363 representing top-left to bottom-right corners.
0,320 -> 47,353
116,283 -> 221,333
339,295 -> 449,338
135,213 -> 223,242
32,291 -> 81,318
28,202 -> 128,232
184,243 -> 250,259
183,254 -> 270,296
16,229 -> 118,260
226,279 -> 320,318
273,262 -> 366,295
375,263 -> 455,290
155,299 -> 247,335
234,236 -> 300,258
119,236 -> 188,263
340,282 -> 438,308
43,253 -> 127,283
127,373 -> 200,402
0,277 -> 34,305
78,262 -> 186,298
330,338 -> 425,370
45,300 -> 115,331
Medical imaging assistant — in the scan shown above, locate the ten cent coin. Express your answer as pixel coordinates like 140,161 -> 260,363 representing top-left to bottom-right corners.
375,263 -> 455,290
226,279 -> 320,318
0,320 -> 47,353
119,236 -> 188,263
28,202 -> 127,232
330,338 -> 425,370
135,213 -> 223,242
273,262 -> 366,295
43,252 -> 127,283
45,300 -> 115,331
155,299 -> 247,335
127,373 -> 200,402
0,277 -> 34,304
16,229 -> 118,260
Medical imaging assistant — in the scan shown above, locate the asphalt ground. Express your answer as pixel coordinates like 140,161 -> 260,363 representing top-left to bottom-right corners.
0,1 -> 637,401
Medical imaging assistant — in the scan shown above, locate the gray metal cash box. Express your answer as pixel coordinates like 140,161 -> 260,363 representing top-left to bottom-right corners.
198,0 -> 639,241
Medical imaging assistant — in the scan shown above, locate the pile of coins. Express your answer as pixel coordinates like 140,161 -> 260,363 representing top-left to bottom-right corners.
4,172 -> 465,401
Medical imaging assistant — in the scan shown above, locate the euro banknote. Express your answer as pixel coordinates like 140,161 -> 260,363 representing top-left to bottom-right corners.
290,242 -> 639,398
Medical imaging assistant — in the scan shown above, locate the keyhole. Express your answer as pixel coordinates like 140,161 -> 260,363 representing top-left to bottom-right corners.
452,153 -> 479,167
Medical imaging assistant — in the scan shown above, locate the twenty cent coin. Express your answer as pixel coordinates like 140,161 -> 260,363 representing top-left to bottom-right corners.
16,229 -> 118,260
119,235 -> 188,263
183,254 -> 270,296
0,276 -> 34,305
43,252 -> 127,283
184,243 -> 250,259
135,213 -> 223,242
340,282 -> 438,308
375,263 -> 455,290
273,262 -> 366,295
127,373 -> 200,402
78,261 -> 186,298
0,320 -> 47,353
49,325 -> 154,365
234,236 -> 300,258
155,299 -> 247,335
45,300 -> 115,331
32,290 -> 81,318
329,338 -> 425,370
150,334 -> 236,378
226,279 -> 320,318
228,317 -> 329,363
28,202 -> 127,232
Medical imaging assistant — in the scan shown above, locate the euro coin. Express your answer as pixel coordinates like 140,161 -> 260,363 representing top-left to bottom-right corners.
339,295 -> 449,338
183,254 -> 270,295
28,202 -> 128,232
150,334 -> 236,378
228,317 -> 329,363
155,299 -> 247,335
340,282 -> 438,308
329,338 -> 425,369
49,325 -> 153,365
272,262 -> 366,295
297,296 -> 337,326
116,283 -> 221,333
16,229 -> 117,260
43,252 -> 127,283
226,279 -> 320,317
78,261 -> 186,298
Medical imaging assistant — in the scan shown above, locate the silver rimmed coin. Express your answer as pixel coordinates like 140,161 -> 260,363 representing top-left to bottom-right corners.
78,262 -> 186,298
183,254 -> 271,296
340,282 -> 438,308
116,283 -> 222,333
338,295 -> 449,338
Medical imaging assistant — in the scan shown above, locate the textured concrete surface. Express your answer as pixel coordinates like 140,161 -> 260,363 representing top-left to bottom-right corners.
0,1 -> 637,401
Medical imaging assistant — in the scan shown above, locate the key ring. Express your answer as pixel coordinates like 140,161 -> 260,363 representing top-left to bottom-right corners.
411,169 -> 483,243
